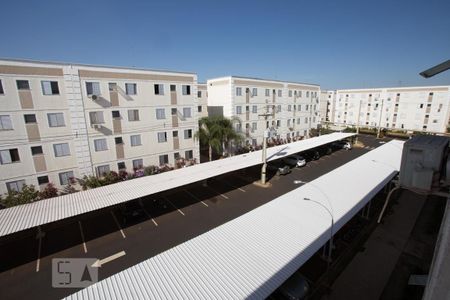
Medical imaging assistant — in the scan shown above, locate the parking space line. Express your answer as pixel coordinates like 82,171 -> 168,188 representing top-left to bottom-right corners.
222,181 -> 246,192
163,196 -> 185,216
78,221 -> 88,253
207,186 -> 229,199
138,198 -> 158,226
184,189 -> 209,207
35,227 -> 43,272
110,211 -> 126,238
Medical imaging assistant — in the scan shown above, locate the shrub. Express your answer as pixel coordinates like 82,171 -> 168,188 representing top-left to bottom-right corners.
1,184 -> 39,208
39,183 -> 59,199
144,165 -> 159,176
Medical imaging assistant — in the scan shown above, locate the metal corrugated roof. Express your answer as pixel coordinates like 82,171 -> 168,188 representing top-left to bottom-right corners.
0,132 -> 354,238
66,139 -> 404,300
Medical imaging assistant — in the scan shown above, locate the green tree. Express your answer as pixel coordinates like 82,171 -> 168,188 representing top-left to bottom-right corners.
195,116 -> 222,161
216,116 -> 244,156
1,184 -> 39,208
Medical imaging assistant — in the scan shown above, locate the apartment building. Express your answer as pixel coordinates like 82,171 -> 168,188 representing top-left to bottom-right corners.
207,76 -> 320,146
0,59 -> 199,194
326,86 -> 450,133
197,83 -> 208,118
319,91 -> 334,123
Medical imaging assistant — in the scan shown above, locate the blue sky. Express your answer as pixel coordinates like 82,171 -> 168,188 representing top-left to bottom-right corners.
1,0 -> 449,89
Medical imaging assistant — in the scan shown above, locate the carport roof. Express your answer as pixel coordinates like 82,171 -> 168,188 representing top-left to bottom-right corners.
66,139 -> 404,299
0,132 -> 355,238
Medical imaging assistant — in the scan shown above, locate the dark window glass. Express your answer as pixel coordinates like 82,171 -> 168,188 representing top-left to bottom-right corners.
171,108 -> 177,115
31,146 -> 43,155
0,80 -> 4,94
24,114 -> 37,123
37,176 -> 49,185
112,111 -> 120,118
16,80 -> 30,90
170,85 -> 176,92
10,149 -> 20,162
173,131 -> 178,137
115,137 -> 123,144
117,162 -> 126,170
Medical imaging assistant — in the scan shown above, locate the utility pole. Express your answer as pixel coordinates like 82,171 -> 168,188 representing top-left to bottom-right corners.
259,106 -> 274,185
356,98 -> 362,143
377,99 -> 385,139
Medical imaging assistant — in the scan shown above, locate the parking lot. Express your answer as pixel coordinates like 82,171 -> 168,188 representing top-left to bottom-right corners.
0,135 -> 386,300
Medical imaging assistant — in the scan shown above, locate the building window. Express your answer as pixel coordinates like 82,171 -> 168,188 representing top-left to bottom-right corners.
429,92 -> 434,96
16,80 -> 30,90
288,105 -> 292,112
182,85 -> 191,95
277,105 -> 281,113
306,91 -> 310,98
252,88 -> 258,96
252,122 -> 257,131
173,130 -> 178,138
185,150 -> 193,159
158,132 -> 167,143
0,115 -> 12,130
59,171 -> 74,185
297,118 -> 300,124
23,114 -> 37,124
89,111 -> 105,124
128,109 -> 140,121
276,120 -> 281,127
184,129 -> 192,139
0,80 -> 4,94
0,149 -> 20,164
112,110 -> 120,119
118,162 -> 126,170
115,137 -> 123,144
130,135 -> 142,146
265,89 -> 270,96
31,146 -> 43,156
96,165 -> 110,177
197,91 -> 202,98
420,104 -> 424,109
47,113 -> 65,127
132,159 -> 144,170
198,105 -> 202,112
125,83 -> 137,95
287,119 -> 291,126
37,176 -> 49,185
289,90 -> 292,97
109,82 -> 117,91
236,87 -> 242,96
6,180 -> 26,193
154,84 -> 164,95
86,82 -> 100,95
278,90 -> 282,97
156,108 -> 166,120
171,108 -> 178,116
53,143 -> 70,157
181,107 -> 191,118
159,154 -> 169,165
94,139 -> 108,151
41,81 -> 59,95
236,106 -> 242,114
170,84 -> 176,92
250,105 -> 257,113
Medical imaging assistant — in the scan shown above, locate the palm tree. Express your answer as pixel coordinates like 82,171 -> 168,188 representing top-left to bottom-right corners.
195,116 -> 244,161
216,116 -> 244,156
195,117 -> 222,161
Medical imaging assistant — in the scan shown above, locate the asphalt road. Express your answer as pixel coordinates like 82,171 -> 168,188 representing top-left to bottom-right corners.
0,135 -> 387,299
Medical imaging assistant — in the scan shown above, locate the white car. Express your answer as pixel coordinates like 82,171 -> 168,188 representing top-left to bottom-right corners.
332,140 -> 352,151
283,155 -> 307,167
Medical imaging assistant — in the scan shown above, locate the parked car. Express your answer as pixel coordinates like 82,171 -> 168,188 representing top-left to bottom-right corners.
274,271 -> 310,300
318,145 -> 333,156
332,140 -> 352,150
282,155 -> 306,168
267,161 -> 291,176
118,201 -> 147,224
303,149 -> 320,161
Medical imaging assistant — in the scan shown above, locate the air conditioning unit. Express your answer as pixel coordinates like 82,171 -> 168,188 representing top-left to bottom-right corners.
91,124 -> 102,129
90,94 -> 100,100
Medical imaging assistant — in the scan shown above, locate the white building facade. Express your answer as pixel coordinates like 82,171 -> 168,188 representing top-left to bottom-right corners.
197,83 -> 208,118
207,76 -> 321,146
327,86 -> 450,133
0,59 -> 199,194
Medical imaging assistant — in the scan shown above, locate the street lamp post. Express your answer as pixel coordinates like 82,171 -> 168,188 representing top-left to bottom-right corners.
303,197 -> 334,265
